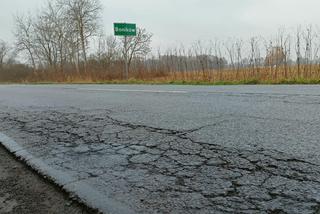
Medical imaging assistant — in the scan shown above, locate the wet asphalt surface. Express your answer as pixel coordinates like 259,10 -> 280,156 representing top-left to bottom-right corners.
0,84 -> 320,214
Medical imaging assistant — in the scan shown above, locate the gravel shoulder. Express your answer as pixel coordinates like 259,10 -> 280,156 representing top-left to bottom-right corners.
0,144 -> 97,214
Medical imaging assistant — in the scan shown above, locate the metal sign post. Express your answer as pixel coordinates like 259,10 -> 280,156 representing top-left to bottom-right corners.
114,23 -> 137,80
124,35 -> 128,80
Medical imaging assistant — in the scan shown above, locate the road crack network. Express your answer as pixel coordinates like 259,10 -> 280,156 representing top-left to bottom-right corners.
0,108 -> 319,214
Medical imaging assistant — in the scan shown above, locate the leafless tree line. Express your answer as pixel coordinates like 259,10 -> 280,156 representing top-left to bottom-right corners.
1,0 -> 320,82
138,25 -> 320,81
10,0 -> 153,78
14,0 -> 102,73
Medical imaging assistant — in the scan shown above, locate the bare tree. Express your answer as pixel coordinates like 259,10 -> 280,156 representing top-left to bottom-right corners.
249,37 -> 256,73
304,25 -> 314,77
97,35 -> 119,62
14,14 -> 37,69
235,39 -> 243,75
224,39 -> 236,70
0,40 -> 9,68
192,41 -> 207,74
211,39 -> 224,80
60,0 -> 102,72
33,6 -> 58,70
248,37 -> 262,78
277,28 -> 291,78
295,26 -> 302,77
34,2 -> 73,72
95,34 -> 121,71
121,28 -> 153,77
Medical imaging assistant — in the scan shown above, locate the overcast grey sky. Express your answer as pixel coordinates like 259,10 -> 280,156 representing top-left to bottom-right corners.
1,0 -> 319,49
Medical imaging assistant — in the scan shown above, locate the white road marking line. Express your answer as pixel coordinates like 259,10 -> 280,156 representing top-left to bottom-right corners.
76,88 -> 188,94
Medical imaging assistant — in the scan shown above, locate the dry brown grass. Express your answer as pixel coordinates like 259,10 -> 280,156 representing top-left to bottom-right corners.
2,64 -> 320,85
155,64 -> 320,83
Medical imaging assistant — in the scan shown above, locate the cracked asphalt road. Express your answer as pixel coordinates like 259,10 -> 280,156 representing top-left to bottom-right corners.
0,84 -> 320,213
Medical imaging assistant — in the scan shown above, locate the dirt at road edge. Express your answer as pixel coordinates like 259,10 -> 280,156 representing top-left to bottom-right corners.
0,144 -> 99,214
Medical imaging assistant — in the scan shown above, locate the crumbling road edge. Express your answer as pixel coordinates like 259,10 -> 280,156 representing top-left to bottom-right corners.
0,132 -> 134,214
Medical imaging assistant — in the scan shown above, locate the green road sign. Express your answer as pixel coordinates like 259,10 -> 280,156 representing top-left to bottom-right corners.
114,23 -> 137,36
